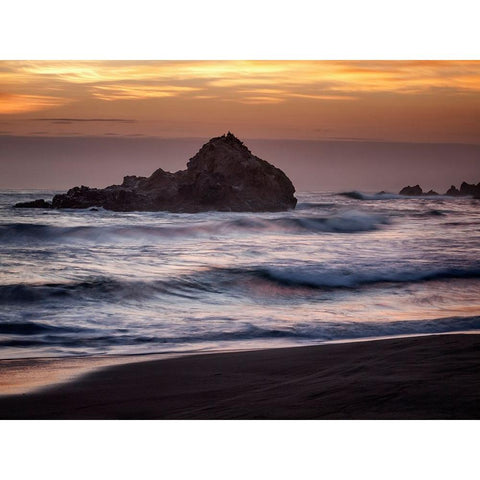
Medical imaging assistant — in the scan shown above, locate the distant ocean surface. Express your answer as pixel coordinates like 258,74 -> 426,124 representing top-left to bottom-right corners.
1,190 -> 479,359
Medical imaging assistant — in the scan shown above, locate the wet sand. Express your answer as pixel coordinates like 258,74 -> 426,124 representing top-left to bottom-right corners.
0,334 -> 479,419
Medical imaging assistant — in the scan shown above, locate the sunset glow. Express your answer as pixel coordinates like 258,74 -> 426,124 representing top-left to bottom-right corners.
1,60 -> 480,142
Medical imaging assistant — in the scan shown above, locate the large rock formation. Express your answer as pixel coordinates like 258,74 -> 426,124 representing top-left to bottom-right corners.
15,133 -> 297,212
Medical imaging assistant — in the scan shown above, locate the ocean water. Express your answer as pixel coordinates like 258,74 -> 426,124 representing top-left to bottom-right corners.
1,190 -> 479,359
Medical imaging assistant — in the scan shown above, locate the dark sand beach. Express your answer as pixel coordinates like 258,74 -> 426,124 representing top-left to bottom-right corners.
0,333 -> 479,419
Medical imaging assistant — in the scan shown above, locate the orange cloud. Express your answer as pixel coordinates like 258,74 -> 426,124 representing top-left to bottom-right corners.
91,84 -> 201,101
0,93 -> 68,114
231,96 -> 285,105
1,61 -> 480,143
288,93 -> 357,101
206,61 -> 480,96
3,61 -> 480,106
229,89 -> 357,104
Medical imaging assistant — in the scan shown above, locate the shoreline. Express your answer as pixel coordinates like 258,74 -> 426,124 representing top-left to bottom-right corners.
2,331 -> 477,396
1,333 -> 479,419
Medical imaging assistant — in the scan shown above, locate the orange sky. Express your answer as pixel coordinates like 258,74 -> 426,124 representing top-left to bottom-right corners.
1,60 -> 480,143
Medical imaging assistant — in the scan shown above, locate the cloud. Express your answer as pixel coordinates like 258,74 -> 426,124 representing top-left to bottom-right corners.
7,61 -> 289,85
321,136 -> 386,142
288,93 -> 357,101
192,95 -> 217,100
0,93 -> 69,114
91,84 -> 201,101
227,96 -> 285,105
32,118 -> 136,123
230,88 -> 357,104
205,61 -> 480,97
3,61 -> 480,112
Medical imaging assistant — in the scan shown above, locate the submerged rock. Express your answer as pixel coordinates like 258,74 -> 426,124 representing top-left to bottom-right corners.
15,133 -> 297,213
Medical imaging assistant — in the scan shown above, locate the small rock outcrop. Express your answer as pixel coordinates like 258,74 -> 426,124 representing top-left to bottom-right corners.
15,133 -> 297,212
460,181 -> 480,197
399,185 -> 423,196
14,199 -> 52,209
398,181 -> 480,198
446,185 -> 461,196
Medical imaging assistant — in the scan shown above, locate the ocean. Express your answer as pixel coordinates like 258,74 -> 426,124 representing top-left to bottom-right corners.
1,190 -> 479,359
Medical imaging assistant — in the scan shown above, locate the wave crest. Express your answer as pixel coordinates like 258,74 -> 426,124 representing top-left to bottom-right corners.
2,263 -> 480,307
256,265 -> 480,289
0,211 -> 388,244
2,316 -> 480,349
339,191 -> 402,200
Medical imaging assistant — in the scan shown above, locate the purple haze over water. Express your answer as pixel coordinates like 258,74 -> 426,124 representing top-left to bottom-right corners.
1,136 -> 480,192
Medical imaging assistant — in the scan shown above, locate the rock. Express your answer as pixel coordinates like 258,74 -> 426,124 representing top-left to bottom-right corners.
13,199 -> 52,209
445,185 -> 461,196
399,185 -> 423,196
459,181 -> 480,197
16,133 -> 297,213
51,185 -> 151,211
398,182 -> 480,197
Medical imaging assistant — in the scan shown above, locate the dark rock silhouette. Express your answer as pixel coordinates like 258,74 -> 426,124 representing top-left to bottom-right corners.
399,185 -> 423,196
398,181 -> 479,197
15,133 -> 297,212
446,185 -> 461,196
459,181 -> 480,197
14,199 -> 52,209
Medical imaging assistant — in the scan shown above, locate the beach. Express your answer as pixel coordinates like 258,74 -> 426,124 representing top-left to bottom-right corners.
1,333 -> 479,419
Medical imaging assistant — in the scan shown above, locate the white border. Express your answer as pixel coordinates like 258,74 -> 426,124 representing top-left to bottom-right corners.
1,1 -> 478,478
1,0 -> 479,59
1,421 -> 478,480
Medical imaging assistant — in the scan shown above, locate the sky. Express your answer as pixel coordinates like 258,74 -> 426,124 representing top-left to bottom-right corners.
1,60 -> 480,190
2,60 -> 480,142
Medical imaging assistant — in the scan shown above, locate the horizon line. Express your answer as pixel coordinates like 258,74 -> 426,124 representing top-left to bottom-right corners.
1,133 -> 480,148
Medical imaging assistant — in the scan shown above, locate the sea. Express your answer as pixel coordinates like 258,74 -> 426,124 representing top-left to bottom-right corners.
1,190 -> 479,359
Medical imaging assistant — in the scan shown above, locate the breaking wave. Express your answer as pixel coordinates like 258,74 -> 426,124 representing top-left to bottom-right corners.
0,211 -> 388,244
340,191 -> 452,201
339,191 -> 402,200
255,265 -> 480,289
0,321 -> 85,335
1,315 -> 479,350
2,263 -> 480,307
295,202 -> 336,210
